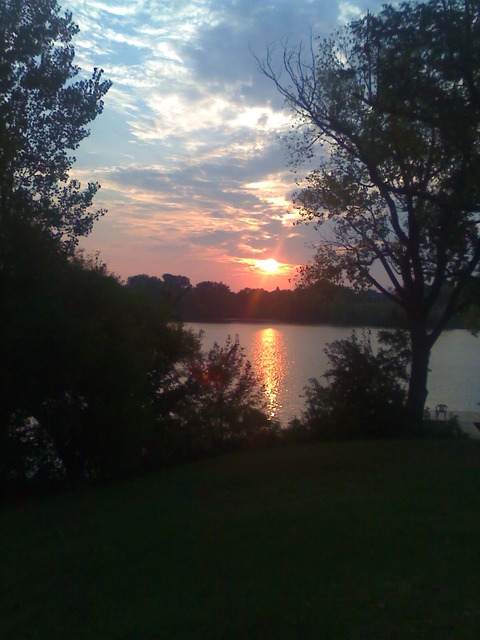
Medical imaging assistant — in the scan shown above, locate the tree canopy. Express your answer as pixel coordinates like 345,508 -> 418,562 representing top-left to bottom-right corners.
0,0 -> 111,248
259,0 -> 480,424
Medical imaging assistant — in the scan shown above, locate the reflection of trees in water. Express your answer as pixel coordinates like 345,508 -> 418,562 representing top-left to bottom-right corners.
252,328 -> 287,419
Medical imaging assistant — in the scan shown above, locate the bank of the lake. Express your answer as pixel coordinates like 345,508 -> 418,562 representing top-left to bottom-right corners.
189,323 -> 480,425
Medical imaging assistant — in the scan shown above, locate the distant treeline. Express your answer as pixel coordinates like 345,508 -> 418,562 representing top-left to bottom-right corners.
126,274 -> 405,326
127,274 -> 472,328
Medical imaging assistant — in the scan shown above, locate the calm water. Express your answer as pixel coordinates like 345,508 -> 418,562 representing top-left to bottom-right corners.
188,323 -> 480,425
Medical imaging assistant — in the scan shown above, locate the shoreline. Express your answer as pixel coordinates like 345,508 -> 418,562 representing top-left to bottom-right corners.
450,411 -> 480,439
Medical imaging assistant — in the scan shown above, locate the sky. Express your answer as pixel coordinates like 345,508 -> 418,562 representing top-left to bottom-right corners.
63,0 -> 385,291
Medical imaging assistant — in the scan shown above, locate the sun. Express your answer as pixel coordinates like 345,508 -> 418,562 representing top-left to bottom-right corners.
256,258 -> 281,274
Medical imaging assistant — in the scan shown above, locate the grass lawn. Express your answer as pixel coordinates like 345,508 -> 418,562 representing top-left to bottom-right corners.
1,439 -> 480,639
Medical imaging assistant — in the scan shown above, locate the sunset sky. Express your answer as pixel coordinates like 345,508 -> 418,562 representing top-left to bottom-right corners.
63,0 -> 384,290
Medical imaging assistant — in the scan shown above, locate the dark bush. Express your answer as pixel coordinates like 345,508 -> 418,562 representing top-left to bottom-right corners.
288,330 -> 409,441
147,335 -> 278,463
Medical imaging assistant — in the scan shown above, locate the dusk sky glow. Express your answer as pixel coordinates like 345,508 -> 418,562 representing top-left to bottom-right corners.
64,0 -> 385,290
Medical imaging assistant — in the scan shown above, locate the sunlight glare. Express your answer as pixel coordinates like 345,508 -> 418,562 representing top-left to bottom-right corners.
256,258 -> 281,274
251,328 -> 287,420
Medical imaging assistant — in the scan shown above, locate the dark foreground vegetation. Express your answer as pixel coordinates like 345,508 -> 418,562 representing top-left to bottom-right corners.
0,229 -> 278,492
0,1 -> 279,495
2,440 -> 480,640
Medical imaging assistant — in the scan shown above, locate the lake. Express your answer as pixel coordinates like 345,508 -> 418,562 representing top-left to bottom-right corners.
188,323 -> 480,425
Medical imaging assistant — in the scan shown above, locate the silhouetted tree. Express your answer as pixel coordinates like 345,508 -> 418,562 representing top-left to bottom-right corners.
259,0 -> 480,425
0,0 -> 111,248
290,331 -> 409,441
172,277 -> 403,325
161,273 -> 192,296
127,273 -> 192,319
0,223 -> 197,489
184,281 -> 235,321
150,336 -> 274,459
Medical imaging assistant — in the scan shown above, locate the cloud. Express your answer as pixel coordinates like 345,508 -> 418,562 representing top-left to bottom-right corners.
63,0 -> 386,288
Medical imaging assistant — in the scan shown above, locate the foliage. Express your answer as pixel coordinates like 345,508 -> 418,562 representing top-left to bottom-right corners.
147,275 -> 408,326
147,335 -> 276,462
183,280 -> 235,321
461,277 -> 480,334
126,273 -> 192,319
0,0 -> 111,248
258,0 -> 480,424
0,219 -> 198,490
289,331 -> 409,440
0,225 -> 277,491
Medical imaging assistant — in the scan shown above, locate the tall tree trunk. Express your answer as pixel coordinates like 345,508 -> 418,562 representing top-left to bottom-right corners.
406,326 -> 432,427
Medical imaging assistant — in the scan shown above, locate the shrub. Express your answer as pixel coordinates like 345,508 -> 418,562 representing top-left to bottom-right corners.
149,335 -> 277,461
289,330 -> 409,440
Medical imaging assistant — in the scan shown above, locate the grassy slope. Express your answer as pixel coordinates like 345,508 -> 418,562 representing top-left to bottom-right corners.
1,440 -> 480,639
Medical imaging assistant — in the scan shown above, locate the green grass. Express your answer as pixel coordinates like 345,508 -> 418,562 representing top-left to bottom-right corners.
2,440 -> 480,639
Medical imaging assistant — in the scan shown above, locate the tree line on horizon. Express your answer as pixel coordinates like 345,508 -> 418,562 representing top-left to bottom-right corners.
126,273 -> 405,326
126,273 -> 474,328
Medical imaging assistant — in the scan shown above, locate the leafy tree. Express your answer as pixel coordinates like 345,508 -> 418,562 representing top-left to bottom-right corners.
0,0 -> 111,248
127,273 -> 192,319
0,222 -> 197,490
161,273 -> 192,297
0,0 -> 115,491
189,336 -> 266,443
259,0 -> 480,425
184,281 -> 235,321
153,336 -> 274,459
291,331 -> 409,440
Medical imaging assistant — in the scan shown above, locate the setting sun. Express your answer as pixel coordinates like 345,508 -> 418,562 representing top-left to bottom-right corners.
256,258 -> 281,274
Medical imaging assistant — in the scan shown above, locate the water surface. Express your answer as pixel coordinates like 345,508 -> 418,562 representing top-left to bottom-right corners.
189,323 -> 480,425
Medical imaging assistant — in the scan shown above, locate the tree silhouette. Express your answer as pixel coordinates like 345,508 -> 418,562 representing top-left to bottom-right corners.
0,0 -> 111,248
258,0 -> 480,424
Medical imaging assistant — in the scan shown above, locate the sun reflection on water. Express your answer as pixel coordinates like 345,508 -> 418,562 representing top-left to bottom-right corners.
251,327 -> 287,420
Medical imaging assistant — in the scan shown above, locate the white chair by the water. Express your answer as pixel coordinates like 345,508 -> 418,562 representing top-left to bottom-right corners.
435,403 -> 448,420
